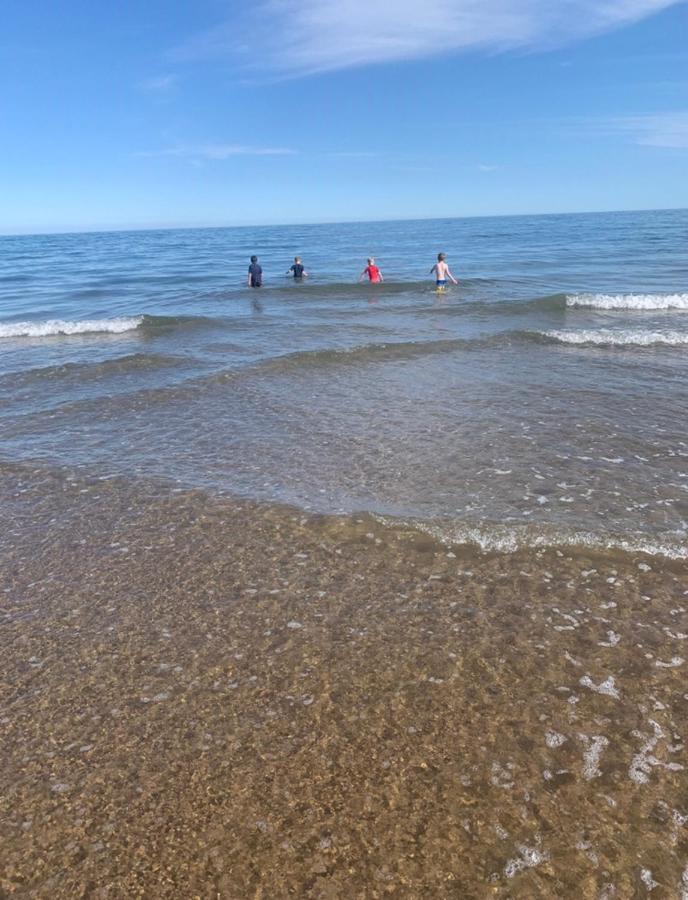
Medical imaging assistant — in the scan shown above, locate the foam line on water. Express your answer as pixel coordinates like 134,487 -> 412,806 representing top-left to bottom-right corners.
0,317 -> 144,338
541,329 -> 688,346
567,293 -> 688,311
373,516 -> 688,560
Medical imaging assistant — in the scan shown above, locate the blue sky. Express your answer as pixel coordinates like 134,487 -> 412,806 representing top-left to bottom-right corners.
1,0 -> 686,233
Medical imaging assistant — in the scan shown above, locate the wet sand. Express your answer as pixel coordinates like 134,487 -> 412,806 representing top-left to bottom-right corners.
1,465 -> 687,898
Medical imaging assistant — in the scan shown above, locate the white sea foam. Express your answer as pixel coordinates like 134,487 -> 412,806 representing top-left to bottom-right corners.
629,719 -> 685,784
504,845 -> 549,879
655,656 -> 684,668
579,675 -> 620,700
567,293 -> 688,311
372,516 -> 688,561
579,734 -> 609,780
542,329 -> 688,347
640,869 -> 658,891
545,731 -> 567,749
0,317 -> 144,338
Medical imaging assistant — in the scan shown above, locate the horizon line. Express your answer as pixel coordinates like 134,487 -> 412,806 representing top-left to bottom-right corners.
1,205 -> 686,239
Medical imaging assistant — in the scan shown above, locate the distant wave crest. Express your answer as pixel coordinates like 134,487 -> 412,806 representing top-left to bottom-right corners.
566,293 -> 688,311
0,317 -> 144,338
540,329 -> 688,347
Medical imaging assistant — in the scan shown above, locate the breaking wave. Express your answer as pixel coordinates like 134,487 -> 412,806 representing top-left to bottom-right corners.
540,329 -> 688,347
0,317 -> 144,338
0,314 -> 219,339
566,293 -> 688,311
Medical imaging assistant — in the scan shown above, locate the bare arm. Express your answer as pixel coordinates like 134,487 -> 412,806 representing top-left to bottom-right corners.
447,268 -> 458,284
378,271 -> 384,282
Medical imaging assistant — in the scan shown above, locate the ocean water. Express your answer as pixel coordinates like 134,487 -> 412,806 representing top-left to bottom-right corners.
1,209 -> 687,558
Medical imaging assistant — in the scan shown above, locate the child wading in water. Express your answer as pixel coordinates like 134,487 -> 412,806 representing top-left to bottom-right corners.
287,256 -> 308,280
430,253 -> 458,291
359,257 -> 383,283
247,255 -> 262,288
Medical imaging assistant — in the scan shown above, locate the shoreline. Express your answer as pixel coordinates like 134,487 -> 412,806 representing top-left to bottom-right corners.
2,465 -> 687,896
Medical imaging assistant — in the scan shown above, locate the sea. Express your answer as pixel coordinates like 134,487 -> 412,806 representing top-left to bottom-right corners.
1,208 -> 687,559
3,208 -> 688,895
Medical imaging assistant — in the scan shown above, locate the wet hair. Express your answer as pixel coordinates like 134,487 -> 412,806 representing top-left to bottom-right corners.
367,257 -> 374,265
250,255 -> 258,263
294,256 -> 301,262
438,252 -> 446,261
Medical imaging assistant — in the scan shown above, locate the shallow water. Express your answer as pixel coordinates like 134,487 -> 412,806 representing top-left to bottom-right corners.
1,466 -> 686,897
1,210 -> 687,557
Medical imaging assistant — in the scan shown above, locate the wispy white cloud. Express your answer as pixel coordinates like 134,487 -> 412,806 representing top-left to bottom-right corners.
326,151 -> 380,158
140,74 -> 178,92
138,144 -> 297,161
612,111 -> 688,147
478,163 -> 499,172
177,0 -> 682,76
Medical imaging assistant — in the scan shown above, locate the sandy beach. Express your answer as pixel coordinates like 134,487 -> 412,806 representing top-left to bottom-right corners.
2,464 -> 686,897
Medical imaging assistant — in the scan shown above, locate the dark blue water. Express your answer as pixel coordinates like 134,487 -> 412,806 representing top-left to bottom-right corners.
1,210 -> 687,556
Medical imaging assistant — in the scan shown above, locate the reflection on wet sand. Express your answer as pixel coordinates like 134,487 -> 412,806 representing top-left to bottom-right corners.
1,466 -> 687,898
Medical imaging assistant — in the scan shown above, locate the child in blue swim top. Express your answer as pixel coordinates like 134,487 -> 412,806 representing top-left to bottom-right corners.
430,252 -> 458,289
287,256 -> 309,280
247,255 -> 262,288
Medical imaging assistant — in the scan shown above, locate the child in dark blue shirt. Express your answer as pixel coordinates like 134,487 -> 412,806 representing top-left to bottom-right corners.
287,256 -> 309,280
247,255 -> 262,288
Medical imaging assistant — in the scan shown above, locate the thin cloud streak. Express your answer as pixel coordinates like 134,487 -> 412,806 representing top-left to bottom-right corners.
176,0 -> 683,76
138,144 -> 298,161
326,151 -> 380,158
140,74 -> 177,92
612,111 -> 688,148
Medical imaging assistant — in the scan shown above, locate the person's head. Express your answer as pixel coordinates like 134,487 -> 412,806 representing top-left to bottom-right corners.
294,256 -> 301,263
367,257 -> 374,265
250,255 -> 258,263
437,252 -> 446,261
